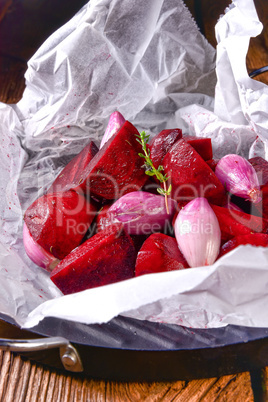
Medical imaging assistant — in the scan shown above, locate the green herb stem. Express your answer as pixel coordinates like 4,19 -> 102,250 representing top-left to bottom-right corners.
162,181 -> 170,215
136,131 -> 172,214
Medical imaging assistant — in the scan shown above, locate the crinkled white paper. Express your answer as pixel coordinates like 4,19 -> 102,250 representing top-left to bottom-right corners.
23,245 -> 268,329
1,0 -> 268,330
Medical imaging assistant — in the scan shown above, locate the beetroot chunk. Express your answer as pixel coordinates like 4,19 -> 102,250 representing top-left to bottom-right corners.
135,233 -> 189,276
254,184 -> 268,220
218,233 -> 268,258
74,121 -> 147,200
185,136 -> 213,161
249,158 -> 268,220
50,223 -> 137,294
24,190 -> 97,260
163,139 -> 226,205
249,156 -> 268,185
47,141 -> 99,194
206,159 -> 218,172
210,204 -> 268,243
149,128 -> 182,168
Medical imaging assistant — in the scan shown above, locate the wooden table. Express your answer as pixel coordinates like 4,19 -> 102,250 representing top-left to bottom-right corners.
0,352 -> 259,401
1,0 -> 268,400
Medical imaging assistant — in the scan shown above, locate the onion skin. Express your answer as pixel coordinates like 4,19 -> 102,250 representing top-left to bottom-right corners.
107,191 -> 177,235
23,223 -> 60,271
100,111 -> 125,148
174,197 -> 221,268
215,154 -> 261,203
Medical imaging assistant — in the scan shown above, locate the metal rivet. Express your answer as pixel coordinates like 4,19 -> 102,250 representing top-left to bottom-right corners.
61,349 -> 77,367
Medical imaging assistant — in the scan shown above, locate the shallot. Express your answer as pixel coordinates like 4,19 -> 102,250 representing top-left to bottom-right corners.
107,191 -> 177,235
215,154 -> 261,203
100,111 -> 125,148
23,223 -> 60,271
174,197 -> 221,268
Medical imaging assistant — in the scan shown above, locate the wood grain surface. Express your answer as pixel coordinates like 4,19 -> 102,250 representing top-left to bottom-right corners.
0,349 -> 258,401
1,0 -> 268,400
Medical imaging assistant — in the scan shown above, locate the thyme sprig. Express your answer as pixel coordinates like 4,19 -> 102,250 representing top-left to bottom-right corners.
136,131 -> 172,214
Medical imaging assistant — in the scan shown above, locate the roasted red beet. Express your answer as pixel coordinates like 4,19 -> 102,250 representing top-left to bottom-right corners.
253,184 -> 268,220
249,156 -> 268,185
24,190 -> 97,260
50,223 -> 137,294
149,128 -> 182,168
185,136 -> 213,161
73,121 -> 147,200
130,234 -> 149,252
248,158 -> 268,220
218,233 -> 268,258
47,141 -> 99,194
210,204 -> 268,243
135,233 -> 189,276
163,139 -> 226,205
206,159 -> 218,171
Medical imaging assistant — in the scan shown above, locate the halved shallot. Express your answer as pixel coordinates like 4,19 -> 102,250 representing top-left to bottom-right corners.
174,197 -> 221,268
215,154 -> 261,203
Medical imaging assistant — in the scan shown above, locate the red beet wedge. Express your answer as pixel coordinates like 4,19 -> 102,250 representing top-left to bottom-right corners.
47,141 -> 99,193
210,204 -> 268,243
163,139 -> 226,205
135,233 -> 189,276
206,159 -> 218,171
50,223 -> 137,294
24,190 -> 97,260
218,233 -> 268,258
249,156 -> 268,186
73,121 -> 147,200
185,136 -> 213,161
149,128 -> 182,169
249,158 -> 268,220
252,184 -> 268,220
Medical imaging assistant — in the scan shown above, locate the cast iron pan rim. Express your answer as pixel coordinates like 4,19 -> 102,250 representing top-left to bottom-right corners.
1,312 -> 268,353
2,313 -> 268,382
18,314 -> 268,352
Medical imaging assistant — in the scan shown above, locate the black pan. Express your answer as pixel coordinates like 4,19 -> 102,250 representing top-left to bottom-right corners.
1,312 -> 268,383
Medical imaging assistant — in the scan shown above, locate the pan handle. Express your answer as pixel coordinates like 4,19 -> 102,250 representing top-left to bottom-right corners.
249,66 -> 268,78
0,336 -> 83,372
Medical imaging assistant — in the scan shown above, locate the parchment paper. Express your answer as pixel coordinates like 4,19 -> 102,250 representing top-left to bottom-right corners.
1,0 -> 268,330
